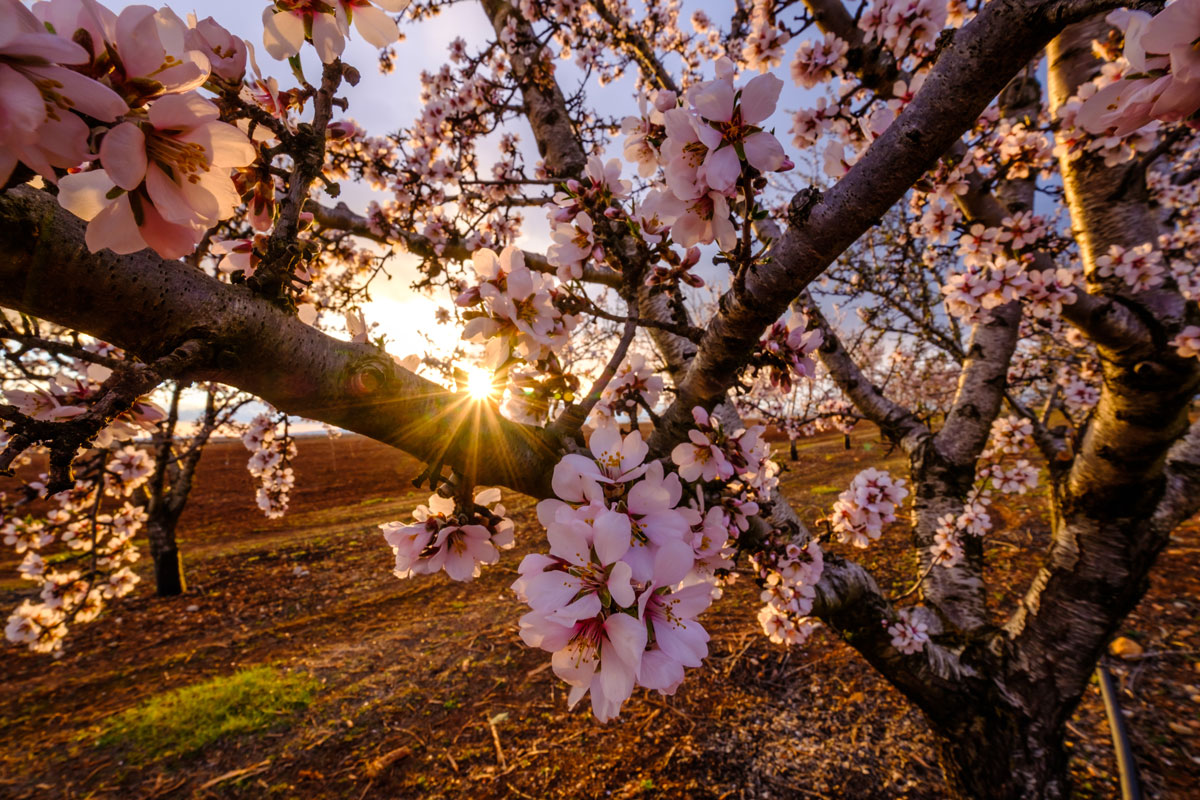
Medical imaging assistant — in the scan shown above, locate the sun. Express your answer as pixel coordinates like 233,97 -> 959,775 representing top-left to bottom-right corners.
465,366 -> 497,400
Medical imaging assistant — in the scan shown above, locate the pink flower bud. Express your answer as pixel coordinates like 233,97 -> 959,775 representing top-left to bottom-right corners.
654,90 -> 678,112
455,287 -> 481,306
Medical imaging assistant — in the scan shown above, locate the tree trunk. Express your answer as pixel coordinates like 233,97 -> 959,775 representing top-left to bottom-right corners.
147,516 -> 186,596
934,706 -> 1070,800
789,437 -> 798,461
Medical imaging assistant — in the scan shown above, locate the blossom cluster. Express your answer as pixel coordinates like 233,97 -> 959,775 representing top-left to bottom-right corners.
829,468 -> 909,548
930,415 -> 1041,567
1077,4 -> 1200,138
262,0 -> 409,64
939,216 -> 1079,324
456,245 -> 578,371
547,156 -> 632,281
593,354 -> 664,420
513,421 -> 715,721
756,311 -> 824,393
2,363 -> 165,448
242,413 -> 296,519
606,57 -> 791,270
380,488 -> 514,581
506,404 -> 786,721
670,407 -> 766,485
753,537 -> 825,646
0,0 -> 266,258
1172,325 -> 1200,359
1093,242 -> 1165,292
4,450 -> 152,654
860,0 -> 949,57
886,608 -> 931,655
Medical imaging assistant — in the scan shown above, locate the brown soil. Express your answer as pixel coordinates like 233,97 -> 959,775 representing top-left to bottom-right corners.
0,429 -> 1198,800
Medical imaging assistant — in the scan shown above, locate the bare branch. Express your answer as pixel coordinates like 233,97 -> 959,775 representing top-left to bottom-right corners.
802,295 -> 930,453
312,200 -> 624,289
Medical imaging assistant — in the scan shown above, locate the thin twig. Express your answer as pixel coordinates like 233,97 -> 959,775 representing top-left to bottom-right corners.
550,314 -> 638,436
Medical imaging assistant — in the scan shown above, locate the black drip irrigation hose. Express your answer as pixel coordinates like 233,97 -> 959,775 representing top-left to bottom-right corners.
1098,659 -> 1142,800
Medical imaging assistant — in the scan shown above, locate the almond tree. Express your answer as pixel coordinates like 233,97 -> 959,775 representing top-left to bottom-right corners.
1,0 -> 1199,797
141,381 -> 251,596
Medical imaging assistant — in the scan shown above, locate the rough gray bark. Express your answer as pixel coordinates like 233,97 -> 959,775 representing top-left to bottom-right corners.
479,0 -> 587,178
991,30 -> 1200,780
795,11 -> 1200,798
1,3 -> 1192,798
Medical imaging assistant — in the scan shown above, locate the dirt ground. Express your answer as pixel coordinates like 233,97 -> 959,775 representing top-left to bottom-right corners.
1,428 -> 1198,799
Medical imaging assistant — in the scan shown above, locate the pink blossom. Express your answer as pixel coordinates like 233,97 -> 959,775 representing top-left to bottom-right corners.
635,582 -> 712,693
185,15 -> 248,81
380,489 -> 513,582
551,420 -> 649,503
58,92 -> 256,258
830,468 -> 908,548
543,610 -> 646,722
0,0 -> 125,185
687,67 -> 785,192
791,32 -> 848,89
1094,242 -> 1164,292
1172,325 -> 1200,358
1078,7 -> 1200,135
671,409 -> 736,483
263,0 -> 409,64
673,191 -> 738,250
886,610 -> 930,654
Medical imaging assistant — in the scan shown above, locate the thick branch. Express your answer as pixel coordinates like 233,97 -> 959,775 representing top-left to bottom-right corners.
480,0 -> 587,178
591,0 -> 680,94
649,0 -> 1114,456
0,186 -> 558,498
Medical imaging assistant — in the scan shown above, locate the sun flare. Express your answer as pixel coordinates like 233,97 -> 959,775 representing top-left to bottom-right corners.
465,366 -> 497,400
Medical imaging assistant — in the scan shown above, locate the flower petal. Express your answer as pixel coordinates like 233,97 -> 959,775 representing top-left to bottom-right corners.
739,73 -> 783,124
99,122 -> 147,191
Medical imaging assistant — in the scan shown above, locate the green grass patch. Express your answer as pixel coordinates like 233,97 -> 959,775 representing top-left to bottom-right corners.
808,485 -> 842,495
96,666 -> 319,761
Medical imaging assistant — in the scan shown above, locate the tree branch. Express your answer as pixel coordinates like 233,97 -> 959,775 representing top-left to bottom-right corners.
0,186 -> 559,499
312,201 -> 623,289
802,295 -> 931,454
648,0 -> 1104,457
